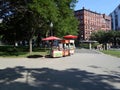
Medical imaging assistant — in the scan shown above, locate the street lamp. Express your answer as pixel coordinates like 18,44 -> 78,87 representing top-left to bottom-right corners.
50,22 -> 53,36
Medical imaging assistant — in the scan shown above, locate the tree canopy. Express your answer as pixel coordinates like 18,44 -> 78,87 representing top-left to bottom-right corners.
90,30 -> 120,46
0,0 -> 79,52
0,0 -> 78,41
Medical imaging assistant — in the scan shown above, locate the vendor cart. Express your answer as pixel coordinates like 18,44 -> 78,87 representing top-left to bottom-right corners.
69,40 -> 75,55
61,40 -> 70,56
50,46 -> 63,58
42,36 -> 63,58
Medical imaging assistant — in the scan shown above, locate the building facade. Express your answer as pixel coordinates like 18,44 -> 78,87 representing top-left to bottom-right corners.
109,4 -> 120,31
75,8 -> 111,40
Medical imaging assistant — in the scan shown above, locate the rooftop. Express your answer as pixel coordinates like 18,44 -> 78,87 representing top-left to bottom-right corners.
75,7 -> 103,15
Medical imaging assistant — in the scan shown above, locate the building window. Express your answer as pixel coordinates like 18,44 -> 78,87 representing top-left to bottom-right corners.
119,5 -> 120,9
80,16 -> 83,19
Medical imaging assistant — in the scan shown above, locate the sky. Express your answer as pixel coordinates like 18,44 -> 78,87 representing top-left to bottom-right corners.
74,0 -> 120,15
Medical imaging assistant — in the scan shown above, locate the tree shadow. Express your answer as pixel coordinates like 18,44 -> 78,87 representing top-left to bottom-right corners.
27,55 -> 43,58
88,65 -> 102,69
45,55 -> 63,58
0,67 -> 120,90
45,55 -> 52,58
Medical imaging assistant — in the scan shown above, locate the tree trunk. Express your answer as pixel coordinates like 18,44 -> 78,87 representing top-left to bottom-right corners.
114,37 -> 117,46
29,38 -> 32,53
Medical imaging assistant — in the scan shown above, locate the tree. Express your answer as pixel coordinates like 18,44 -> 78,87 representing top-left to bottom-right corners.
0,0 -> 79,53
116,31 -> 120,45
107,30 -> 120,46
90,30 -> 106,43
90,30 -> 120,47
53,0 -> 79,37
0,0 -> 57,52
0,0 -> 38,53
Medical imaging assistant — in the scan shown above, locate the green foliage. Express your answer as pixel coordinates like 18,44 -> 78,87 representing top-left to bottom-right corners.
0,46 -> 48,57
29,0 -> 58,22
90,30 -> 120,45
92,42 -> 99,49
79,43 -> 89,49
54,0 -> 79,37
0,0 -> 78,41
101,50 -> 120,58
79,42 -> 99,49
90,30 -> 106,43
0,0 -> 78,53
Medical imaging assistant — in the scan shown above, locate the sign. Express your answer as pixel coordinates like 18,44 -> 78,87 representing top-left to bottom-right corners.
52,51 -> 63,57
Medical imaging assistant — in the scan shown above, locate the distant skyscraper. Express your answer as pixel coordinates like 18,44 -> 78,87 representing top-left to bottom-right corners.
75,7 -> 111,40
109,4 -> 120,31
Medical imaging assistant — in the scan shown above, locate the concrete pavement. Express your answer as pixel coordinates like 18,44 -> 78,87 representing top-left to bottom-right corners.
0,49 -> 120,90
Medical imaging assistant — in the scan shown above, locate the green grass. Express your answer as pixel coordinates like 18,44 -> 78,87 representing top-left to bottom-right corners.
0,46 -> 49,58
101,50 -> 120,58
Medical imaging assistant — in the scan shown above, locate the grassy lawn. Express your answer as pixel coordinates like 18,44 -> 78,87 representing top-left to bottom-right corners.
0,46 -> 49,58
101,50 -> 120,58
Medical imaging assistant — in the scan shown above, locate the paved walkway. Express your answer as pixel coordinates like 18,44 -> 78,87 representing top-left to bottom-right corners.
75,48 -> 101,54
0,49 -> 120,90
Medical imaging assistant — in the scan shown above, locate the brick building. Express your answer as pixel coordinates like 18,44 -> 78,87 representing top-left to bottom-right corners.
75,7 -> 111,40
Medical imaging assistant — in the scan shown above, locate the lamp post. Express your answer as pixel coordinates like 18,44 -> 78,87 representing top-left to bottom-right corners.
50,22 -> 53,36
0,19 -> 3,23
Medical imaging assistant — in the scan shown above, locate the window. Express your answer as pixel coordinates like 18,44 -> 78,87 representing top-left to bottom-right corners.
80,16 -> 83,19
119,5 -> 120,9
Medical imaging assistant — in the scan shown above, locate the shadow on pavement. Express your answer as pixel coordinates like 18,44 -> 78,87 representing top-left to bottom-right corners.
0,67 -> 120,90
27,55 -> 43,58
75,48 -> 101,54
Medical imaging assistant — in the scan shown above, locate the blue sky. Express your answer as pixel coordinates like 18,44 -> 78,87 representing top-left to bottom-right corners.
74,0 -> 120,15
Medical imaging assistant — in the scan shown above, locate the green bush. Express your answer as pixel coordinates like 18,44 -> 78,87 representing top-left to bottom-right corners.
79,42 -> 99,49
92,42 -> 99,49
0,46 -> 49,57
79,43 -> 89,49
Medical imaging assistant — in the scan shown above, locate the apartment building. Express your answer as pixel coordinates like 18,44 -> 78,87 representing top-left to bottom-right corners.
109,4 -> 120,31
75,7 -> 111,40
